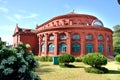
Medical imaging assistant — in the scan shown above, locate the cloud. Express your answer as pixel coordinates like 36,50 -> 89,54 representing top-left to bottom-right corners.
0,0 -> 7,3
25,13 -> 38,18
6,13 -> 38,22
0,7 -> 8,13
0,25 -> 15,32
6,16 -> 17,23
14,14 -> 23,20
14,13 -> 38,19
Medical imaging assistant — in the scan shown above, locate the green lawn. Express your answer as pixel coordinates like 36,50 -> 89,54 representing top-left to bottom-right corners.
35,61 -> 120,80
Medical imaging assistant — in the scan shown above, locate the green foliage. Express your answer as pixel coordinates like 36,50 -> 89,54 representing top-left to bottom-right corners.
82,53 -> 107,68
75,57 -> 82,62
114,45 -> 120,54
84,67 -> 109,74
34,56 -> 52,62
0,41 -> 6,49
115,54 -> 120,62
113,25 -> 120,54
58,53 -> 75,65
47,56 -> 52,62
0,43 -> 41,80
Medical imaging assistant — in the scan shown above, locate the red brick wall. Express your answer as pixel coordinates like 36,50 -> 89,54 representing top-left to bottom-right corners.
20,34 -> 38,55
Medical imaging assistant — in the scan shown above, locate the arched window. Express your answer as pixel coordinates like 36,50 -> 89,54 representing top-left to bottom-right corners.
59,43 -> 67,52
42,36 -> 45,41
49,35 -> 54,40
107,44 -> 110,53
86,34 -> 93,40
98,35 -> 103,40
48,43 -> 54,52
60,34 -> 66,40
107,36 -> 110,41
86,43 -> 94,53
72,43 -> 80,52
92,20 -> 103,27
72,34 -> 80,40
98,43 -> 104,53
42,44 -> 45,52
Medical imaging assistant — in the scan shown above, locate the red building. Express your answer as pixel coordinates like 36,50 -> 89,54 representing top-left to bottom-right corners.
13,12 -> 113,56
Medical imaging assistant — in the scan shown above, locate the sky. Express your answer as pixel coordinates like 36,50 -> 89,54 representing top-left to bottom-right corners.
0,0 -> 120,44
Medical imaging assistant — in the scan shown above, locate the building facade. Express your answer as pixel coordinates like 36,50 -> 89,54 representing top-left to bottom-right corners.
13,12 -> 113,56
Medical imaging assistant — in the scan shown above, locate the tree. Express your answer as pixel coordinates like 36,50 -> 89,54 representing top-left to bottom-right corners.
113,25 -> 120,54
0,42 -> 41,80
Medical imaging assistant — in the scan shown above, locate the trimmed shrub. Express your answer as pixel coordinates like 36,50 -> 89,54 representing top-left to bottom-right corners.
58,53 -> 75,65
82,53 -> 107,68
34,56 -> 41,61
115,54 -> 120,62
37,56 -> 53,62
75,57 -> 82,62
39,56 -> 46,62
47,56 -> 52,62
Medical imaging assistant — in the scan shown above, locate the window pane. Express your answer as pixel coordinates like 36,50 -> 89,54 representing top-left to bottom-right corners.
60,34 -> 66,40
59,43 -> 67,52
107,44 -> 110,53
107,37 -> 110,41
72,34 -> 80,40
98,44 -> 104,53
72,43 -> 80,52
86,43 -> 94,53
42,36 -> 45,41
48,43 -> 54,52
98,35 -> 103,40
49,35 -> 54,40
92,20 -> 103,26
86,34 -> 93,40
42,44 -> 45,52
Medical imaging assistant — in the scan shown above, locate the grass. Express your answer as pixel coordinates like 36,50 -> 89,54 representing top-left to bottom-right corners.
35,61 -> 120,80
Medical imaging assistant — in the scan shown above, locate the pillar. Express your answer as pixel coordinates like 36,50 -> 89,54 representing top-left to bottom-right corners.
67,32 -> 71,54
104,34 -> 108,56
81,32 -> 86,56
94,33 -> 98,52
110,34 -> 113,56
54,32 -> 58,56
45,33 -> 48,56
38,35 -> 42,56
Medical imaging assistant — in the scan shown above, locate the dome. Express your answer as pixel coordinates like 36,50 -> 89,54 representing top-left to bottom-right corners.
37,12 -> 104,29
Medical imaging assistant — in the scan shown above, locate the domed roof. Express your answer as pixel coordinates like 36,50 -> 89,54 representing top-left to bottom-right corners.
53,11 -> 97,20
37,12 -> 104,29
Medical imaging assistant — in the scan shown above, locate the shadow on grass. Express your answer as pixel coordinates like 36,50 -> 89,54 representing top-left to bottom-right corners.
75,66 -> 85,68
59,64 -> 85,68
40,64 -> 51,68
35,68 -> 54,75
108,70 -> 120,74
